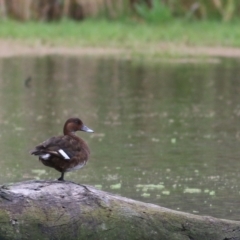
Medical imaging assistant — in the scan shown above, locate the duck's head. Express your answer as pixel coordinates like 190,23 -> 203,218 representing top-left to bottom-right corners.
63,117 -> 94,135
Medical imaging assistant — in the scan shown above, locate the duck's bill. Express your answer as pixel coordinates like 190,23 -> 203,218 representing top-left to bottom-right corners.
81,125 -> 94,133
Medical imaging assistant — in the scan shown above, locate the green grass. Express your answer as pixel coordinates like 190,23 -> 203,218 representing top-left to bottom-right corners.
0,18 -> 239,50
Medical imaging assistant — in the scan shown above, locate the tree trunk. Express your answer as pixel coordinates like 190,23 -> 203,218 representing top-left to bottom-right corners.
0,180 -> 239,240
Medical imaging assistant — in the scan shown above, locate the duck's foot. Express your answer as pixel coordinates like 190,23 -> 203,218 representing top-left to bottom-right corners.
58,172 -> 65,181
58,173 -> 90,192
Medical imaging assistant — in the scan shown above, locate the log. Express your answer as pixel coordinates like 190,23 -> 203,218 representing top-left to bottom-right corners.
0,180 -> 239,240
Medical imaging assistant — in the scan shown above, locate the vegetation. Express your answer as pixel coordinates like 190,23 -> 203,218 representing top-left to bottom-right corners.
0,0 -> 239,23
0,18 -> 239,50
0,0 -> 239,54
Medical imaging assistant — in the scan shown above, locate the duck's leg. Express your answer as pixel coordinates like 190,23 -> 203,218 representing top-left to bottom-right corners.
58,172 -> 65,181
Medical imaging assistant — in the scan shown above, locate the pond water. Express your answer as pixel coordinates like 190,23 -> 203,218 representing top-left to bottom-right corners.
0,55 -> 240,220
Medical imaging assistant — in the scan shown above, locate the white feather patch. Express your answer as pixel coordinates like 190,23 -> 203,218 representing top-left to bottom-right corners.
58,149 -> 70,160
40,154 -> 50,160
66,161 -> 86,172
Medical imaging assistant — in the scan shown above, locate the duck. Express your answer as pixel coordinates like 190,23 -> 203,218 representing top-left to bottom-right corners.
30,117 -> 94,181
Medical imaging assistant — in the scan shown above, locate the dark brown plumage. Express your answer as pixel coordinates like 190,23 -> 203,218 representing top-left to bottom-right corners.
30,117 -> 94,181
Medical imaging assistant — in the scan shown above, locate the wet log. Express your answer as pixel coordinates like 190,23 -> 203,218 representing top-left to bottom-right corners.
0,180 -> 239,240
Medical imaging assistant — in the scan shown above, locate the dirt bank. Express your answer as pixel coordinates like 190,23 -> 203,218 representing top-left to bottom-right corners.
1,40 -> 240,58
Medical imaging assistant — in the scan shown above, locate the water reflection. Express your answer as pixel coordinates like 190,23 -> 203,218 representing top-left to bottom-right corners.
0,55 -> 240,220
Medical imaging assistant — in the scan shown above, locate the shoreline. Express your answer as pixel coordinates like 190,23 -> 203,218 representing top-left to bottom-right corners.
1,40 -> 240,58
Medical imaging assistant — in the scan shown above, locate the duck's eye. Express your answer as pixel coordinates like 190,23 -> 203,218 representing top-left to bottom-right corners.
74,119 -> 80,124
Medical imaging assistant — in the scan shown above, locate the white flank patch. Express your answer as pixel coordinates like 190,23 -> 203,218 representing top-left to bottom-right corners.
40,154 -> 50,160
66,161 -> 86,172
58,149 -> 70,160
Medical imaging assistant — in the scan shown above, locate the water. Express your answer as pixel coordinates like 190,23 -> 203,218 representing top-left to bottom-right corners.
0,55 -> 240,220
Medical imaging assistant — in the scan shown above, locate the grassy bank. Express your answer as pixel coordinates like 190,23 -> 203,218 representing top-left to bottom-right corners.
0,19 -> 239,55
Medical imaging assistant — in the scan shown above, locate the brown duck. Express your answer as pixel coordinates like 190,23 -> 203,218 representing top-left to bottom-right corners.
30,117 -> 94,181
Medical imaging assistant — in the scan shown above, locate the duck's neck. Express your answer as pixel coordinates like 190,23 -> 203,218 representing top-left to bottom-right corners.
63,128 -> 79,139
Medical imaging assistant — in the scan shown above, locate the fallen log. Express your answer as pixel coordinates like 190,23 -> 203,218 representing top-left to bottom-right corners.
0,180 -> 239,240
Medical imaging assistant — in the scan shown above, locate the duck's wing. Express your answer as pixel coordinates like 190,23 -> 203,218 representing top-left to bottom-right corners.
30,136 -> 77,160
